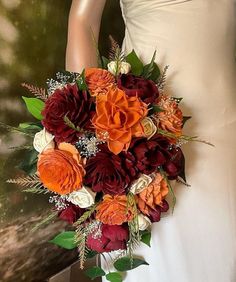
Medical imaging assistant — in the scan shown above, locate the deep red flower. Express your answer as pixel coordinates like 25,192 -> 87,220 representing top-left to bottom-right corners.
122,135 -> 185,179
87,224 -> 129,253
117,74 -> 159,104
84,144 -> 133,195
58,203 -> 85,224
42,83 -> 94,144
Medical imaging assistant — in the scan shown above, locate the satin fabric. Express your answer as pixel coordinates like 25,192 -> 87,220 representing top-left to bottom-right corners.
102,1 -> 236,281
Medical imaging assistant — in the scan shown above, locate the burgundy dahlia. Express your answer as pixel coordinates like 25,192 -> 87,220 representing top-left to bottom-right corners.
139,199 -> 169,223
87,224 -> 129,253
122,135 -> 185,179
117,74 -> 159,104
42,84 -> 94,143
84,144 -> 132,195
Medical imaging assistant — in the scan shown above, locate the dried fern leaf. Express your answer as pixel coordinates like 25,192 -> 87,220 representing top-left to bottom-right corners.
157,65 -> 169,92
21,83 -> 48,101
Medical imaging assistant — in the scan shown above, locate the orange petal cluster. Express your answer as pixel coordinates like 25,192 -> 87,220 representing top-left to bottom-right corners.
157,95 -> 183,136
96,195 -> 134,225
37,143 -> 85,195
85,68 -> 115,97
136,173 -> 169,216
92,87 -> 148,154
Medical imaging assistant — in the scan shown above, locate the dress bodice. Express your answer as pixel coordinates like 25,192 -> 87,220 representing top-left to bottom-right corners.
120,0 -> 236,129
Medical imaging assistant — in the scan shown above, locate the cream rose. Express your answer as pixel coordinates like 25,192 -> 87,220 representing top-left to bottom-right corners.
67,186 -> 96,208
108,61 -> 131,75
129,174 -> 153,194
138,214 -> 151,231
33,128 -> 55,153
141,117 -> 157,139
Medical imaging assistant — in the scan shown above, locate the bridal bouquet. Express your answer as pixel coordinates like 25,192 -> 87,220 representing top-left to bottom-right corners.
6,39 -> 201,281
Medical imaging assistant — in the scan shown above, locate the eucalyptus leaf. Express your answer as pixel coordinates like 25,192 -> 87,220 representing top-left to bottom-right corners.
125,50 -> 143,76
50,231 -> 77,250
106,272 -> 123,282
114,257 -> 149,272
140,231 -> 151,247
22,96 -> 45,120
85,266 -> 106,280
152,104 -> 164,113
142,51 -> 160,81
101,56 -> 110,69
86,250 -> 98,259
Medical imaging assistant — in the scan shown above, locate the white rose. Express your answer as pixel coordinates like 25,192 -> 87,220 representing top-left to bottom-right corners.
141,117 -> 157,139
130,174 -> 153,194
67,186 -> 96,208
108,61 -> 131,75
138,214 -> 151,231
120,62 -> 131,74
33,128 -> 55,153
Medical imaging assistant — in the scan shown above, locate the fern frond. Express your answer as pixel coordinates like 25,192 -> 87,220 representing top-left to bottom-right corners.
23,187 -> 52,194
9,145 -> 33,151
157,65 -> 169,92
109,35 -> 124,62
74,204 -> 97,227
21,83 -> 48,101
31,211 -> 58,232
7,174 -> 42,189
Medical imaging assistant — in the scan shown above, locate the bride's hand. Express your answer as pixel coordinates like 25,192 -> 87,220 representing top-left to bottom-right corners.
66,0 -> 107,73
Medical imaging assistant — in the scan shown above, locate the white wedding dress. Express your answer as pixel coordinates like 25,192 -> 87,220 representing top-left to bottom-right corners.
103,1 -> 236,282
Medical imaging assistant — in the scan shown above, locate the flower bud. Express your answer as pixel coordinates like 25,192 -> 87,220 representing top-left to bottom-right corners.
130,174 -> 153,194
67,186 -> 96,208
141,117 -> 157,139
138,213 -> 151,231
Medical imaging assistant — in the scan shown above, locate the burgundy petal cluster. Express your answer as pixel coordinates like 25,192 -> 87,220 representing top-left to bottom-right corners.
84,144 -> 133,195
58,203 -> 85,224
117,74 -> 159,104
87,224 -> 129,253
42,84 -> 94,144
122,135 -> 185,179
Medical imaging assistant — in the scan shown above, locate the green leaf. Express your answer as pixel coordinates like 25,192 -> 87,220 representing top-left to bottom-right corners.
17,149 -> 38,175
140,231 -> 151,247
182,116 -> 192,128
142,51 -> 161,81
125,50 -> 143,76
50,231 -> 77,250
152,104 -> 164,113
76,69 -> 87,91
86,250 -> 98,259
19,122 -> 42,132
114,257 -> 149,272
106,272 -> 123,282
22,96 -> 45,120
172,97 -> 183,104
101,56 -> 110,69
85,266 -> 106,280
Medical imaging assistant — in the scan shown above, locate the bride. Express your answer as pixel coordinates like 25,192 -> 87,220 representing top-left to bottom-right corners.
66,0 -> 236,281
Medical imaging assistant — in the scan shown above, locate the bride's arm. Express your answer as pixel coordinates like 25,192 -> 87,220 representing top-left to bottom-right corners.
66,0 -> 107,72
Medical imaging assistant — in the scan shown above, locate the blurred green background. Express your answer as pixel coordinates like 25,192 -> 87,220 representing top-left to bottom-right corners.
0,1 -> 124,281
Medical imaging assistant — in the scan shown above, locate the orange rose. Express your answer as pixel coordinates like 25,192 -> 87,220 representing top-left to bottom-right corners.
156,95 -> 183,136
92,87 -> 148,154
85,68 -> 115,96
96,195 -> 134,225
136,173 -> 169,216
37,143 -> 85,195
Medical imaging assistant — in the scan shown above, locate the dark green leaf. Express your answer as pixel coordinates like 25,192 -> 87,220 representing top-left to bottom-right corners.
182,116 -> 192,128
86,250 -> 98,259
17,149 -> 38,175
140,231 -> 151,247
85,266 -> 106,280
152,104 -> 164,113
101,56 -> 110,69
76,69 -> 87,91
22,96 -> 45,120
50,231 -> 77,250
106,272 -> 122,282
125,50 -> 143,76
114,257 -> 149,272
142,51 -> 160,81
172,97 -> 183,104
19,122 -> 42,133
